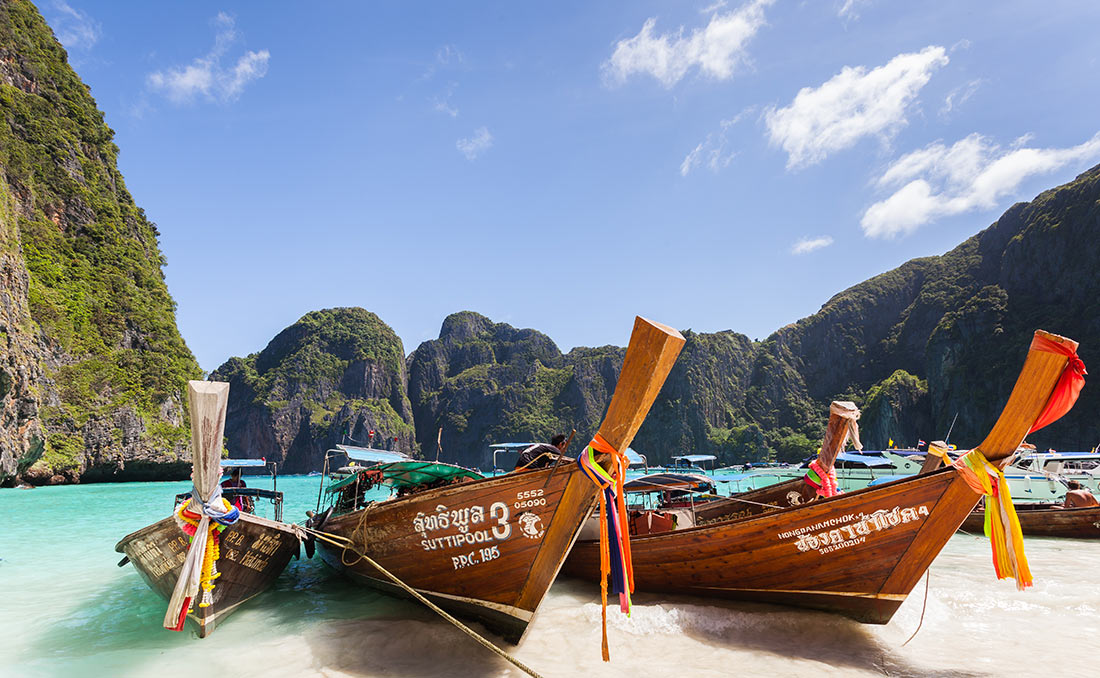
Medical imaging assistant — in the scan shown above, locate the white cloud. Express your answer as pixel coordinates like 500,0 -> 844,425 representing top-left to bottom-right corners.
432,82 -> 459,117
457,127 -> 493,160
940,78 -> 983,116
765,46 -> 949,169
147,13 -> 269,104
680,108 -> 754,176
421,44 -> 465,81
792,236 -> 834,254
861,132 -> 1100,238
50,1 -> 100,50
434,99 -> 459,117
838,0 -> 874,21
603,0 -> 774,88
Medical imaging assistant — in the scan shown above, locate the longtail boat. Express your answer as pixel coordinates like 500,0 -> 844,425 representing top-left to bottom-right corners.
960,503 -> 1100,539
563,330 -> 1085,624
307,316 -> 685,643
115,381 -> 303,637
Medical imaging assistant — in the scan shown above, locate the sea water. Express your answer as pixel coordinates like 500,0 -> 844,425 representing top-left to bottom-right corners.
1,476 -> 1097,678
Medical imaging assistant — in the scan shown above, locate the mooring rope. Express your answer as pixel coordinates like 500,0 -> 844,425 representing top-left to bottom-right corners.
901,569 -> 930,647
299,525 -> 546,678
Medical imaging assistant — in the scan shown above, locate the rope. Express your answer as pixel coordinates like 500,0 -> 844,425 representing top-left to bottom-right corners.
901,569 -> 930,647
300,526 -> 546,678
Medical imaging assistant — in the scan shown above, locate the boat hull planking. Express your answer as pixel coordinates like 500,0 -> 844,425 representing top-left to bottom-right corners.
960,504 -> 1100,539
115,513 -> 300,637
315,463 -> 598,644
563,467 -> 978,624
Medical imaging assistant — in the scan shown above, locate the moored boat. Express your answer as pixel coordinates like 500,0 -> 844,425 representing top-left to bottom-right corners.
563,330 -> 1085,624
960,502 -> 1100,539
1013,449 -> 1100,494
115,381 -> 302,637
307,316 -> 685,643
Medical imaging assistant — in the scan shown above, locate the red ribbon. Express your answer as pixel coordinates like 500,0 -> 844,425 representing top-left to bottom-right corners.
1028,333 -> 1087,434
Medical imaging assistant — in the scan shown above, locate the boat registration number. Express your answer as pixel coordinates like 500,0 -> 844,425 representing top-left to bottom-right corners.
452,545 -> 501,570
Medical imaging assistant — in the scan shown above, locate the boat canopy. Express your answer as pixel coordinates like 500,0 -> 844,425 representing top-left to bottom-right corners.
672,454 -> 717,463
710,473 -> 756,483
221,458 -> 268,468
493,442 -> 645,463
326,461 -> 484,493
377,461 -> 484,488
326,471 -> 369,493
835,452 -> 893,467
624,473 -> 716,494
338,444 -> 410,464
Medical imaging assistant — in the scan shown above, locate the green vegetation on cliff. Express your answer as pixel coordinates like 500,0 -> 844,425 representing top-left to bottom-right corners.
212,308 -> 416,473
1,1 -> 200,482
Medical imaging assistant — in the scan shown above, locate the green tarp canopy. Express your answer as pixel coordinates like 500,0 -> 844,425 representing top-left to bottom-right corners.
327,461 -> 484,493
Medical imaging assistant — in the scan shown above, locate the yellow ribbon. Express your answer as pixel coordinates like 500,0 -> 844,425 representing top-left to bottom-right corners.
953,449 -> 1032,590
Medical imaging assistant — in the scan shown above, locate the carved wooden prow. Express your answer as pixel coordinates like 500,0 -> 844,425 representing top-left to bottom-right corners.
595,317 -> 685,453
162,380 -> 230,630
188,381 -> 230,504
816,401 -> 861,474
975,330 -> 1077,465
920,440 -> 950,473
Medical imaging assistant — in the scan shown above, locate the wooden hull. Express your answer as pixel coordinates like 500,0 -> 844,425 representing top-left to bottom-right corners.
562,467 -> 979,623
960,504 -> 1100,538
316,463 -> 599,644
115,513 -> 300,637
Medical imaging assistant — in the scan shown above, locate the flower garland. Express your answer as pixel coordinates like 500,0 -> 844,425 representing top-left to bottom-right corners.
175,499 -> 235,608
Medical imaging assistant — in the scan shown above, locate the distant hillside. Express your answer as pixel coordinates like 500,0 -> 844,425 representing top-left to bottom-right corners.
403,165 -> 1100,467
213,166 -> 1100,471
406,311 -> 624,468
8,1 -> 1096,480
0,1 -> 201,485
211,308 -> 415,474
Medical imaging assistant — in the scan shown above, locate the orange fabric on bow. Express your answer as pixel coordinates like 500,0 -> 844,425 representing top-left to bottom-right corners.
1028,333 -> 1087,433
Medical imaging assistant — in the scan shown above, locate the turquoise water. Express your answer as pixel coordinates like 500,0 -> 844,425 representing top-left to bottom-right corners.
2,476 -> 1099,678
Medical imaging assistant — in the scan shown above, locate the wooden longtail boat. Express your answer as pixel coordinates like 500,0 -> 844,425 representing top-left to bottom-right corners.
563,330 -> 1083,623
960,503 -> 1100,539
309,316 -> 685,643
115,382 -> 302,637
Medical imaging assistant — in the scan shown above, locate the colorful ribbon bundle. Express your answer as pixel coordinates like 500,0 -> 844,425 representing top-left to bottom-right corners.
803,459 -> 838,497
952,332 -> 1086,590
576,433 -> 633,662
173,495 -> 240,624
953,450 -> 1032,589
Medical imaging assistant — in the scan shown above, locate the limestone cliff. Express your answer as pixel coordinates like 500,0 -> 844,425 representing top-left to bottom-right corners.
403,166 -> 1100,467
406,311 -> 623,468
0,1 -> 200,485
211,308 -> 416,474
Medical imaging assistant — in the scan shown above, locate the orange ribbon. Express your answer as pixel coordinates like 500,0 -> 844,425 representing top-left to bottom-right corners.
1028,333 -> 1087,433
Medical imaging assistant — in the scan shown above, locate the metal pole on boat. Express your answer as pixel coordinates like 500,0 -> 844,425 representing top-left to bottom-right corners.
943,412 -> 959,444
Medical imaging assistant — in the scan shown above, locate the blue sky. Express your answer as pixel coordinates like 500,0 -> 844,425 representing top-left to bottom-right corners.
41,0 -> 1100,371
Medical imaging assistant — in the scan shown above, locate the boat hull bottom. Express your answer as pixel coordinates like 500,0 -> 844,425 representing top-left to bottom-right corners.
668,586 -> 904,624
318,543 -> 529,644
